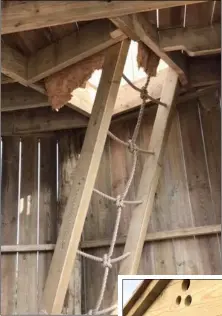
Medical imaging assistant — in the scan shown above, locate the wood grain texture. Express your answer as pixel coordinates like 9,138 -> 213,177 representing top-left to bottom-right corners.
37,138 -> 57,312
1,137 -> 19,315
158,6 -> 185,29
178,99 -> 221,274
185,1 -> 214,27
41,40 -> 130,314
159,23 -> 220,56
58,133 -> 82,314
145,279 -> 222,316
27,20 -> 125,83
16,138 -> 38,313
2,1 -> 205,34
111,14 -> 187,85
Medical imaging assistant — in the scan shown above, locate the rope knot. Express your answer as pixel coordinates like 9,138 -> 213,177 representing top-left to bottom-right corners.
116,195 -> 125,208
127,139 -> 137,153
102,254 -> 112,269
88,309 -> 94,315
140,87 -> 148,101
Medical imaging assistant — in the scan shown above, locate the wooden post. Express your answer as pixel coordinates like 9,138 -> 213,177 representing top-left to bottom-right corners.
112,67 -> 179,312
41,39 -> 130,314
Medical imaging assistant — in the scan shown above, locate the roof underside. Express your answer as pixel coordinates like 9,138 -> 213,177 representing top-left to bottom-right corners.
1,1 -> 221,117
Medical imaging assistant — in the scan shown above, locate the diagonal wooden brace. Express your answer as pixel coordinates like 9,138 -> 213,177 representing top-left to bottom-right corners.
41,39 -> 130,314
112,67 -> 179,314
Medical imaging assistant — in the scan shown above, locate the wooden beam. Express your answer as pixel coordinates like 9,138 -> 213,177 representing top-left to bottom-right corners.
159,23 -> 221,56
1,73 -> 16,84
112,68 -> 179,309
41,40 -> 130,314
2,82 -> 219,136
1,41 -> 28,86
2,1 -> 205,34
1,83 -> 49,112
124,280 -> 171,316
1,41 -> 46,94
81,224 -> 221,250
27,20 -> 126,83
1,106 -> 88,136
2,224 -> 220,253
111,14 -> 188,85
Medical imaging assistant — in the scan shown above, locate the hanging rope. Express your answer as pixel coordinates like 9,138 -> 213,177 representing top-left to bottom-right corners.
76,72 -> 167,315
41,72 -> 166,315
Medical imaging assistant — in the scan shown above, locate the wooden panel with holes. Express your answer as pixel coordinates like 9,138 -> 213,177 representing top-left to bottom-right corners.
144,279 -> 222,316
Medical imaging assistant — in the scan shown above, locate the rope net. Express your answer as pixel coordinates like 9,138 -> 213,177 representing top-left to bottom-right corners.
40,72 -> 167,316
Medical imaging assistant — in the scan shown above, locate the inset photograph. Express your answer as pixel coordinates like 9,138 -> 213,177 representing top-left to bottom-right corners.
121,278 -> 222,316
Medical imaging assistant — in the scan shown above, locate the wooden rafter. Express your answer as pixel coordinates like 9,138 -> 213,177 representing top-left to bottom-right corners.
1,41 -> 46,94
2,54 -> 220,116
1,73 -> 16,84
2,1 -> 205,34
111,14 -> 188,85
27,20 -> 126,83
111,67 -> 179,312
41,40 -> 130,314
2,83 -> 220,136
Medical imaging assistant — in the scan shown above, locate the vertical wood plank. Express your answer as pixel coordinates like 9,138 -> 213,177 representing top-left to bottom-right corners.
178,99 -> 222,274
185,2 -> 214,27
155,111 -> 201,274
115,68 -> 179,281
212,1 -> 221,24
16,138 -> 38,313
198,99 -> 221,260
58,131 -> 81,314
37,137 -> 57,312
1,137 -> 19,315
159,6 -> 185,29
138,110 -> 156,275
198,98 -> 221,222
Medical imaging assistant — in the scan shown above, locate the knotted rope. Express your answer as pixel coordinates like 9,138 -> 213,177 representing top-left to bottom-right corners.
41,73 -> 166,315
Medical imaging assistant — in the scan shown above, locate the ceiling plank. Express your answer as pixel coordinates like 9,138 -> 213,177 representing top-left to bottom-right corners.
27,20 -> 126,83
111,14 -> 188,85
2,1 -> 205,34
159,23 -> 220,56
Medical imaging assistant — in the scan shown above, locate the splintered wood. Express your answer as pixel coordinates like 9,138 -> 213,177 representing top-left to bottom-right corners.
45,43 -> 161,110
137,42 -> 160,76
45,51 -> 105,110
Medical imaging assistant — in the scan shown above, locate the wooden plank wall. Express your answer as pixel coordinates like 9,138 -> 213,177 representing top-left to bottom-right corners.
79,95 -> 221,312
1,136 -> 57,314
1,93 -> 221,313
